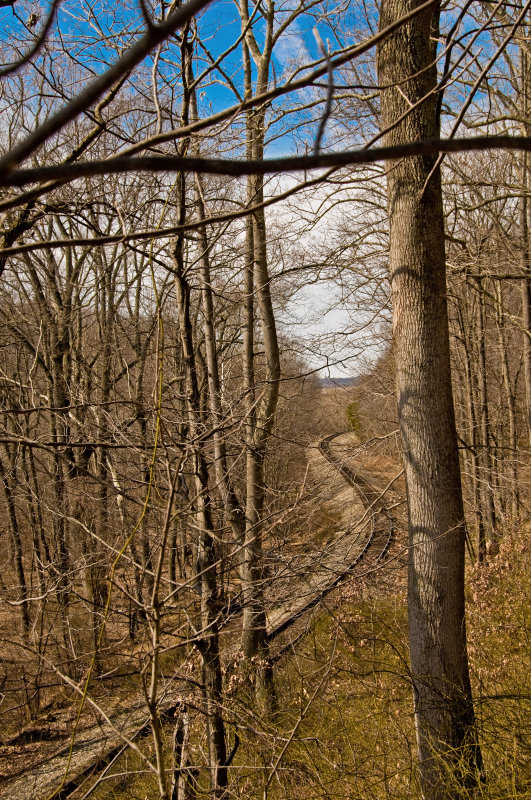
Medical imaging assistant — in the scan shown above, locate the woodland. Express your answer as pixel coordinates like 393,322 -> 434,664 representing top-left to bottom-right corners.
0,0 -> 530,799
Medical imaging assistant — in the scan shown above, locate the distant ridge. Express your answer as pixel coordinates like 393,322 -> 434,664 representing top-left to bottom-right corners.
319,376 -> 359,389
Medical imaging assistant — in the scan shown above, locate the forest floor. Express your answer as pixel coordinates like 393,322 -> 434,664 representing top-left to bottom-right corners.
0,431 -> 407,800
1,434 -> 528,800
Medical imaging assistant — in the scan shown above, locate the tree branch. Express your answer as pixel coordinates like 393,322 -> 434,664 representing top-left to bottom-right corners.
1,136 -> 530,188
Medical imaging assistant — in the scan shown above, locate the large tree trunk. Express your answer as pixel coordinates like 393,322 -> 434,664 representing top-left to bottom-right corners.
377,2 -> 483,796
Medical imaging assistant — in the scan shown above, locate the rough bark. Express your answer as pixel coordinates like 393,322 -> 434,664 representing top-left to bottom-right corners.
377,1 -> 483,796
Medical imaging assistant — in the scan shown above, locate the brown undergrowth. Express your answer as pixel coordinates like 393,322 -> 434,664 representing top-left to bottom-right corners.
0,436 -> 528,800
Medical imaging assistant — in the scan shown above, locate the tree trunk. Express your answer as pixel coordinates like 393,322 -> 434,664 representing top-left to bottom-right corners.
174,249 -> 228,798
472,273 -> 497,550
188,55 -> 246,550
239,16 -> 278,709
1,454 -> 30,638
377,1 -> 483,796
494,280 -> 520,519
173,61 -> 228,782
520,36 -> 531,446
455,298 -> 485,561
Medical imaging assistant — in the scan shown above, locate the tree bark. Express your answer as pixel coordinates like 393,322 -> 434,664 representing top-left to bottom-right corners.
378,1 -> 483,796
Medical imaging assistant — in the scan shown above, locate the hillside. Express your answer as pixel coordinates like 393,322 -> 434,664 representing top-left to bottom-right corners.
1,430 -> 528,800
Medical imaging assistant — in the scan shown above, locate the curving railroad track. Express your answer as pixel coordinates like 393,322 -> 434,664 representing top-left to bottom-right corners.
267,432 -> 395,643
318,432 -> 395,563
0,432 -> 397,800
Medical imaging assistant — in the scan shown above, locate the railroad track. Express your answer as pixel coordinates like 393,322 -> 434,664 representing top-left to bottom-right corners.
319,432 -> 394,560
268,433 -> 395,643
1,432 -> 396,800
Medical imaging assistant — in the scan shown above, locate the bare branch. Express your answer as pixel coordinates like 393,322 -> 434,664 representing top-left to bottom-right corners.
1,135 -> 530,187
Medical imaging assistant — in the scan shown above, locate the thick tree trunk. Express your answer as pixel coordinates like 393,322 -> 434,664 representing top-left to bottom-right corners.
378,2 -> 483,796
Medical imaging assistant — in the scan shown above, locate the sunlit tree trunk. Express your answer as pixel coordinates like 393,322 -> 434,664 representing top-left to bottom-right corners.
378,1 -> 483,795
